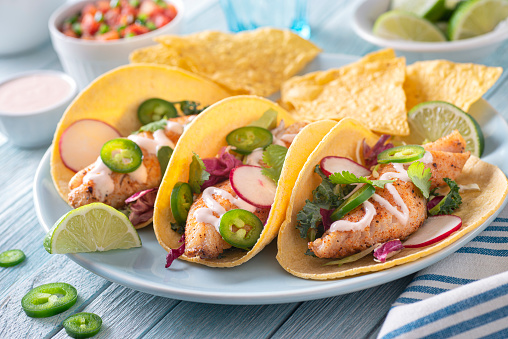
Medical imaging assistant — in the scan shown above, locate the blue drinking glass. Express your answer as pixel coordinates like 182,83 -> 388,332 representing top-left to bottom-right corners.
219,0 -> 311,39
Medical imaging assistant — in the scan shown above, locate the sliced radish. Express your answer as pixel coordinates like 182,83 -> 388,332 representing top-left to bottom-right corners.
230,165 -> 276,209
59,119 -> 121,172
403,215 -> 462,248
320,156 -> 370,177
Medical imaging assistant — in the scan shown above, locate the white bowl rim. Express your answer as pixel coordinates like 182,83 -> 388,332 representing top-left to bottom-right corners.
352,0 -> 508,52
0,70 -> 78,117
48,0 -> 183,46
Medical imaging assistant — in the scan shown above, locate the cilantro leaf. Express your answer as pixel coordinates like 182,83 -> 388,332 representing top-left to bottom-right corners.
178,100 -> 208,115
429,178 -> 462,215
188,152 -> 210,194
170,221 -> 185,234
329,171 -> 393,188
261,144 -> 288,183
137,119 -> 167,133
295,166 -> 354,241
407,162 -> 431,199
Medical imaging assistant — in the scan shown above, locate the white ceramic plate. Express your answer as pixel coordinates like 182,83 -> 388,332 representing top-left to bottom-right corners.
33,54 -> 508,305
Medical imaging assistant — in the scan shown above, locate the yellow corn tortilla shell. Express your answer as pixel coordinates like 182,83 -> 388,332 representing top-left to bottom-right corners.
130,28 -> 321,97
153,95 -> 337,267
277,118 -> 508,280
404,60 -> 503,112
50,64 -> 232,220
280,51 -> 409,136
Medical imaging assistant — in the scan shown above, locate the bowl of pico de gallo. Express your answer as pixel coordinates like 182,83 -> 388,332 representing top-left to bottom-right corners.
49,0 -> 183,89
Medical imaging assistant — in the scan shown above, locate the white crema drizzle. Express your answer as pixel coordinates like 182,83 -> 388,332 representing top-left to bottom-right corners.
84,121 -> 184,194
193,187 -> 257,232
329,159 -> 422,232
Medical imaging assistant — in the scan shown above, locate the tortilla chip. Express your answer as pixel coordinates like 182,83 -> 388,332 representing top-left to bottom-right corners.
276,118 -> 508,280
280,55 -> 409,136
130,28 -> 321,97
404,60 -> 503,112
153,95 -> 337,267
51,64 -> 231,204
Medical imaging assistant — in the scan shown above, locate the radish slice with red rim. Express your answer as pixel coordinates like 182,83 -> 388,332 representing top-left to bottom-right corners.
320,156 -> 370,177
230,165 -> 276,209
59,119 -> 121,172
403,215 -> 462,248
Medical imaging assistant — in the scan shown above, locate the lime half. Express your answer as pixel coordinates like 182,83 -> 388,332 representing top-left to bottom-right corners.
373,10 -> 447,42
44,203 -> 141,254
407,101 -> 484,157
448,0 -> 508,40
391,0 -> 446,21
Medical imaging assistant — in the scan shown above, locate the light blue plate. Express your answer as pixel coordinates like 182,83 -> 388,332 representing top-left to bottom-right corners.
33,54 -> 508,305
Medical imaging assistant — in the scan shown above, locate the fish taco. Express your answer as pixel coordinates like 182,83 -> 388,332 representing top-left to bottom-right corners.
154,95 -> 337,267
51,64 -> 231,229
277,118 -> 508,280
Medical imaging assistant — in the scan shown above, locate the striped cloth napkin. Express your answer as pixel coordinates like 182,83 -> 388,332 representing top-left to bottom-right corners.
378,208 -> 508,339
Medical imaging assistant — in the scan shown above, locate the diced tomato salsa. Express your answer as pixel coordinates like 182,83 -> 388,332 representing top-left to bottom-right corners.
61,0 -> 177,40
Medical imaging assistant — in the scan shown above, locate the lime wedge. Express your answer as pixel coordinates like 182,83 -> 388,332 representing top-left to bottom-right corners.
407,101 -> 484,157
391,0 -> 446,21
448,0 -> 508,40
373,10 -> 447,42
44,203 -> 141,254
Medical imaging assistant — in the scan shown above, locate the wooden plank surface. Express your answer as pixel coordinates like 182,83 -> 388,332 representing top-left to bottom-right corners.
1,0 -> 508,338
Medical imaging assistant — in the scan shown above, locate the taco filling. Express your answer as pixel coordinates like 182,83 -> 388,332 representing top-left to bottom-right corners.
67,101 -> 204,228
300,130 -> 470,262
169,110 -> 309,261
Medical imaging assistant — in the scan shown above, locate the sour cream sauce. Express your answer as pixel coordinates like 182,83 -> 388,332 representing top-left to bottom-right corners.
84,120 -> 184,198
193,187 -> 257,232
0,74 -> 73,114
329,152 -> 433,232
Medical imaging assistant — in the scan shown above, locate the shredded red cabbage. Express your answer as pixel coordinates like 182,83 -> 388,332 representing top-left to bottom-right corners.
363,135 -> 394,168
373,239 -> 404,262
427,195 -> 444,211
125,188 -> 158,226
320,208 -> 334,232
201,147 -> 243,190
165,234 -> 185,268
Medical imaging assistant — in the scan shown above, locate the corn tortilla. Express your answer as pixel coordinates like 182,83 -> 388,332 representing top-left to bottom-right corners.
50,64 -> 232,228
153,95 -> 337,267
276,118 -> 508,280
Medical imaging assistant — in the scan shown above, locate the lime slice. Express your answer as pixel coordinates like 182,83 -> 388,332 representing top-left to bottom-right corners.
373,10 -> 447,42
44,203 -> 141,254
391,0 -> 446,21
448,0 -> 508,40
407,101 -> 484,157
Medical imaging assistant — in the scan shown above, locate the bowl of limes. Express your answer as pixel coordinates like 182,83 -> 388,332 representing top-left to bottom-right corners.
352,0 -> 508,63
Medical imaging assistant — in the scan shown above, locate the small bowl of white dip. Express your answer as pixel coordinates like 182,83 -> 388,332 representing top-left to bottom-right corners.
0,70 -> 77,148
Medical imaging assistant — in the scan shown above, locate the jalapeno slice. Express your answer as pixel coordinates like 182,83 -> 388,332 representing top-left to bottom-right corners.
171,182 -> 193,225
377,145 -> 425,164
0,249 -> 25,267
226,126 -> 273,155
100,138 -> 143,173
157,146 -> 173,175
63,312 -> 102,339
330,184 -> 376,221
137,98 -> 178,125
219,209 -> 263,250
21,282 -> 78,318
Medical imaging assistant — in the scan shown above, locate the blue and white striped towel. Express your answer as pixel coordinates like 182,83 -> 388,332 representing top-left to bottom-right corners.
378,208 -> 508,338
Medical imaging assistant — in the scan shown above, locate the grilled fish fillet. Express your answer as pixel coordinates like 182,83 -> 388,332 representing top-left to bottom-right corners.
185,180 -> 270,259
68,116 -> 192,209
184,121 -> 306,259
309,131 -> 471,259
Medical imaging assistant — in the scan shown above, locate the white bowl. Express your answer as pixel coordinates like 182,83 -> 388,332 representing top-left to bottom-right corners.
49,0 -> 184,89
352,0 -> 508,63
0,70 -> 78,148
0,0 -> 66,55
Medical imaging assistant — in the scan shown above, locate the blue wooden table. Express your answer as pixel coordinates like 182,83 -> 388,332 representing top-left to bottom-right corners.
2,1 -> 508,338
